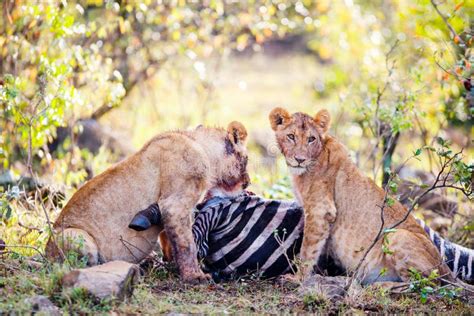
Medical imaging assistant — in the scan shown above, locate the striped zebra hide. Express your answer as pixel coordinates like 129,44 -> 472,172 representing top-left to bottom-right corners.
130,193 -> 474,283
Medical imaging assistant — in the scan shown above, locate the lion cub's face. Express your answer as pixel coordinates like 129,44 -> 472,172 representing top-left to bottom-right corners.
208,121 -> 250,198
269,107 -> 330,175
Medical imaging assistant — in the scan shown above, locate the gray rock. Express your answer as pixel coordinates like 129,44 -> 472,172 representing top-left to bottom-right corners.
62,260 -> 139,300
24,295 -> 61,316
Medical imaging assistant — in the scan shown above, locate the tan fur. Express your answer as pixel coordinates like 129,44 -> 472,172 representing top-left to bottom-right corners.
269,107 -> 453,284
46,123 -> 249,283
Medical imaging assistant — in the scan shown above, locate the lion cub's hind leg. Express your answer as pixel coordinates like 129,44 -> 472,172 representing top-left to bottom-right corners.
46,228 -> 100,266
381,229 -> 453,283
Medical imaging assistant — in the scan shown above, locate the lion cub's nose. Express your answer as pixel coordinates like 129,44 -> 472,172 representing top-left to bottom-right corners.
295,157 -> 306,164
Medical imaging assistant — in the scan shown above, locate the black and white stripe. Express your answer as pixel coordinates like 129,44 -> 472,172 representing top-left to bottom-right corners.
192,196 -> 474,282
192,195 -> 304,279
417,219 -> 473,282
133,194 -> 474,283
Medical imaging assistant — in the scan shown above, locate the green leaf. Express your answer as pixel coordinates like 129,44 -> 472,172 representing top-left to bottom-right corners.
6,87 -> 18,99
389,181 -> 398,194
420,293 -> 427,304
5,205 -> 11,220
436,137 -> 445,146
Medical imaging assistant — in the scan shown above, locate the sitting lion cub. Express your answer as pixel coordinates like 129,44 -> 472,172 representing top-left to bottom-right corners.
46,122 -> 249,283
269,107 -> 454,284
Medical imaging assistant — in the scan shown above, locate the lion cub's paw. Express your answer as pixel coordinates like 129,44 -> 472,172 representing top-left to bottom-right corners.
181,271 -> 212,284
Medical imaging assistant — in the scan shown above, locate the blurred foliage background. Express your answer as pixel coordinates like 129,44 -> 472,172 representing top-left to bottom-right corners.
0,0 -> 472,255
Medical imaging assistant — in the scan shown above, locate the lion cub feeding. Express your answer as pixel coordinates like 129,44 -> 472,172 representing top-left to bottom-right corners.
46,122 -> 249,283
269,107 -> 453,284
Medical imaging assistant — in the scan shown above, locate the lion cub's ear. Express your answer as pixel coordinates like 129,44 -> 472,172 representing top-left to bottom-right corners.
227,121 -> 248,145
314,109 -> 331,134
269,107 -> 291,131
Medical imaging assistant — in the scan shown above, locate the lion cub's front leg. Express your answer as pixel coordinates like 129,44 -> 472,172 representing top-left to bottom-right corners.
298,197 -> 337,280
159,177 -> 211,284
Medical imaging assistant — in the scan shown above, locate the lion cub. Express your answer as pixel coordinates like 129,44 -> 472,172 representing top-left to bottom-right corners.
46,122 -> 249,283
269,107 -> 453,284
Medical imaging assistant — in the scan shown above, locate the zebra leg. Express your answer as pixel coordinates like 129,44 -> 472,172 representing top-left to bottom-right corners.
129,203 -> 162,231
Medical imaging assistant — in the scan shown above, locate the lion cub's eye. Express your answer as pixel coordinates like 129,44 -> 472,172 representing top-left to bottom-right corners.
287,134 -> 295,141
308,136 -> 316,143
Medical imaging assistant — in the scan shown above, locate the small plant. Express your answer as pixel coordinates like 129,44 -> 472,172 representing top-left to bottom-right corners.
56,287 -> 113,313
302,292 -> 328,311
408,268 -> 461,304
381,228 -> 397,255
0,185 -> 20,224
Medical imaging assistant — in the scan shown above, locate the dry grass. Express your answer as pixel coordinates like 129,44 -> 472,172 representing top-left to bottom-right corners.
1,256 -> 473,314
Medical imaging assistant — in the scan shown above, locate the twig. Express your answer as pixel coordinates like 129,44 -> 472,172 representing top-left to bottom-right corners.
348,198 -> 387,288
348,149 -> 470,289
17,221 -> 43,233
2,244 -> 47,262
37,186 -> 67,264
389,271 -> 450,292
273,229 -> 297,275
430,0 -> 465,46
360,41 -> 399,180
119,236 -> 147,262
439,277 -> 474,294
434,58 -> 470,81
90,57 -> 167,120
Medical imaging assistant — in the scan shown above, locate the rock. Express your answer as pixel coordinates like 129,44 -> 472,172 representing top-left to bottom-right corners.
62,261 -> 139,300
24,295 -> 60,316
299,275 -> 350,301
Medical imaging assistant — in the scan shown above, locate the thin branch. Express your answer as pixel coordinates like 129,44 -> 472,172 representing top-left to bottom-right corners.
2,244 -> 47,262
439,277 -> 474,294
430,0 -> 465,46
347,149 -> 471,290
17,221 -> 43,233
347,154 -> 413,289
349,199 -> 387,285
434,57 -> 470,81
90,57 -> 167,120
36,186 -> 68,264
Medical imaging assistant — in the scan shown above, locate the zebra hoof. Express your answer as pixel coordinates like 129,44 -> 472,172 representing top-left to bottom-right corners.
128,214 -> 152,231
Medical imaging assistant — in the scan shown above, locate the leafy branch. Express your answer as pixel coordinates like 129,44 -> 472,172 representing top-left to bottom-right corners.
348,140 -> 473,290
430,0 -> 465,46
